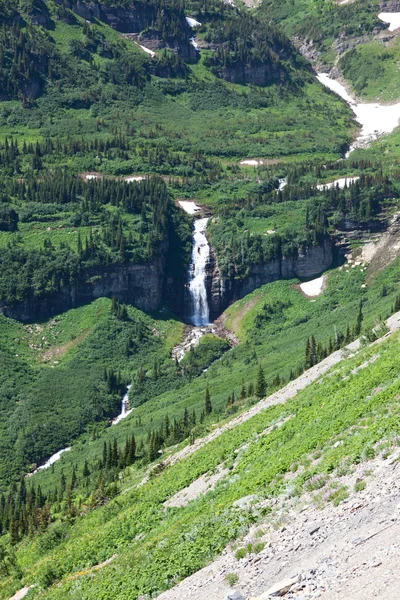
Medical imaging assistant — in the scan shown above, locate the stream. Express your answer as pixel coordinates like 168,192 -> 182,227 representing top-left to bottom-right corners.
28,447 -> 71,476
317,73 -> 400,155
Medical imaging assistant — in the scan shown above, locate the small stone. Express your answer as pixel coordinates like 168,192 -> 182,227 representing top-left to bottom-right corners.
370,560 -> 382,568
225,591 -> 246,600
258,575 -> 299,597
308,522 -> 323,535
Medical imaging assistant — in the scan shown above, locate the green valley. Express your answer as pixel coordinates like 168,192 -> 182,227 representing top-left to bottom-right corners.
1,0 -> 400,598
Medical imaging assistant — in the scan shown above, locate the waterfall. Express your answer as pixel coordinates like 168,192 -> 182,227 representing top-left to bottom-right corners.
186,217 -> 210,326
112,384 -> 132,425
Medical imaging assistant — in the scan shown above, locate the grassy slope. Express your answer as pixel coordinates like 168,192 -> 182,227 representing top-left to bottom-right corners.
256,0 -> 400,104
0,252 -> 398,593
0,300 -> 186,487
3,249 -> 399,489
2,286 -> 400,598
339,36 -> 400,102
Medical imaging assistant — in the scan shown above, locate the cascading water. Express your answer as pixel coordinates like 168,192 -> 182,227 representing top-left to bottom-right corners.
112,384 -> 132,425
186,217 -> 210,326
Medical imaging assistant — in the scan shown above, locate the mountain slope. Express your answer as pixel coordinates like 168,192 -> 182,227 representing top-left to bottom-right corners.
2,301 -> 400,599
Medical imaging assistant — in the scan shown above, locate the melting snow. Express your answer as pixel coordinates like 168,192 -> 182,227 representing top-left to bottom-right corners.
317,73 -> 400,154
240,159 -> 263,166
139,44 -> 156,57
379,12 -> 400,31
300,276 -> 325,297
179,201 -> 202,215
125,176 -> 146,182
316,176 -> 360,190
186,17 -> 201,27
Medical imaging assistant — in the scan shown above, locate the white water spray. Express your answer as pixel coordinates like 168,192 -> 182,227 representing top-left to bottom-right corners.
186,218 -> 210,326
112,384 -> 133,425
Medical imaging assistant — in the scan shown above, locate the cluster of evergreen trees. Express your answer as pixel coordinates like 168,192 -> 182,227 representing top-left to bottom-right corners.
0,477 -> 49,544
0,175 -> 187,305
210,168 -> 399,279
304,303 -> 364,369
204,11 -> 304,86
0,132 -> 222,180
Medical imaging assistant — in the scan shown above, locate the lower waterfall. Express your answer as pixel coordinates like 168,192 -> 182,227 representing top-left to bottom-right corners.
186,217 -> 210,326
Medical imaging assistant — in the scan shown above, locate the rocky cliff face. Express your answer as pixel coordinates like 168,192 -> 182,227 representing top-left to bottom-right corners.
216,62 -> 284,87
207,240 -> 333,320
0,259 -> 165,323
57,0 -> 197,62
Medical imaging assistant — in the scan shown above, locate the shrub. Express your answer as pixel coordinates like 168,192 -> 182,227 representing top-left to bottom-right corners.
225,572 -> 239,586
354,479 -> 366,492
304,474 -> 327,491
234,548 -> 247,560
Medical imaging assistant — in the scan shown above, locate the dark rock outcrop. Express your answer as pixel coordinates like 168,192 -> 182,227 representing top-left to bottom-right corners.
379,1 -> 400,10
57,0 -> 197,62
216,62 -> 284,87
207,240 -> 333,320
0,259 -> 165,323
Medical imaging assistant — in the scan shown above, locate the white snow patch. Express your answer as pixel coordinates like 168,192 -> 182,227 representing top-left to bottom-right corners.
179,201 -> 201,215
125,176 -> 146,183
300,276 -> 325,297
379,12 -> 400,31
186,17 -> 201,27
317,73 -> 400,154
240,159 -> 263,166
85,174 -> 100,180
139,44 -> 156,57
316,176 -> 360,190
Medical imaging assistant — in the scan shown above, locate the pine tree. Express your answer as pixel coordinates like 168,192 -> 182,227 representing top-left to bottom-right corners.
83,460 -> 90,477
355,300 -> 363,335
255,363 -> 266,398
127,435 -> 136,465
205,385 -> 212,415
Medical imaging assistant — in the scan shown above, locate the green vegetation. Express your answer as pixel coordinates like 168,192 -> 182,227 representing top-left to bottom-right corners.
258,0 -> 383,67
2,284 -> 400,598
1,0 -> 400,598
339,38 -> 400,102
208,168 -> 398,277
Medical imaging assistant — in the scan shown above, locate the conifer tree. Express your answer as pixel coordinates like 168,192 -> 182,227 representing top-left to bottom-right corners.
355,300 -> 363,335
205,385 -> 212,415
255,363 -> 266,398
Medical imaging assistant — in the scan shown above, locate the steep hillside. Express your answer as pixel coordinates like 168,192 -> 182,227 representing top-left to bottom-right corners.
257,0 -> 400,102
2,291 -> 400,598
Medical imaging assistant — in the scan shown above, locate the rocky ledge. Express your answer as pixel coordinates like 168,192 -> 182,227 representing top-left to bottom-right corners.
0,258 -> 165,322
207,240 -> 333,320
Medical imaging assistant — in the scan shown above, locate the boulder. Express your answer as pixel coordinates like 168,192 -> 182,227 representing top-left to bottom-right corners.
225,591 -> 246,600
257,575 -> 299,597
